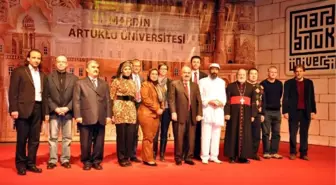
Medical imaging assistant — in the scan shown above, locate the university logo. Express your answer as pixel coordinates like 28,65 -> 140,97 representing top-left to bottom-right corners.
286,0 -> 336,75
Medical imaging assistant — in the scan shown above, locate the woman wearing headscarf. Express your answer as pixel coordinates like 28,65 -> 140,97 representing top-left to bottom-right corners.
138,68 -> 164,166
110,61 -> 137,167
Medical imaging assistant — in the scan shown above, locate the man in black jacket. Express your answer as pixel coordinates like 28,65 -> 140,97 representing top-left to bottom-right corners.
190,56 -> 207,160
8,49 -> 47,175
45,55 -> 78,169
283,64 -> 316,161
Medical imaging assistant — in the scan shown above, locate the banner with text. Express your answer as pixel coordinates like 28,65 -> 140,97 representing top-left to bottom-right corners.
52,7 -> 200,62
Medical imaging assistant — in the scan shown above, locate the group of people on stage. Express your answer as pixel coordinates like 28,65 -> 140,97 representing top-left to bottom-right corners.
8,49 -> 316,176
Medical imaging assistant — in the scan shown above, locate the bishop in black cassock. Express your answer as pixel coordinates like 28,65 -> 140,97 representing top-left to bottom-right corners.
224,69 -> 257,164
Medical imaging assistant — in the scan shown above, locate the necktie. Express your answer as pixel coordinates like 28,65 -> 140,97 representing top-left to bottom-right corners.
91,78 -> 97,89
194,72 -> 198,84
184,82 -> 190,110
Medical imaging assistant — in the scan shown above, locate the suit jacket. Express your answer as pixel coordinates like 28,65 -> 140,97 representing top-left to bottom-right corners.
8,66 -> 47,119
45,71 -> 78,119
73,77 -> 112,125
138,81 -> 163,121
282,78 -> 316,119
169,80 -> 203,125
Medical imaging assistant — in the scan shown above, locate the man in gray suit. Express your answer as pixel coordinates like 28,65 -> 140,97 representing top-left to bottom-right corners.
73,60 -> 112,170
45,55 -> 78,169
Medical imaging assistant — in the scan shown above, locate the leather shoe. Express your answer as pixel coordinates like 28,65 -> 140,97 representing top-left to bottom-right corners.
61,162 -> 71,169
159,156 -> 165,162
185,160 -> 195,165
251,155 -> 261,161
143,161 -> 157,166
300,155 -> 309,161
27,166 -> 42,173
17,168 -> 26,176
193,156 -> 202,161
130,157 -> 142,163
83,164 -> 91,170
238,158 -> 250,164
92,164 -> 103,170
47,163 -> 56,169
289,154 -> 296,160
175,160 -> 182,166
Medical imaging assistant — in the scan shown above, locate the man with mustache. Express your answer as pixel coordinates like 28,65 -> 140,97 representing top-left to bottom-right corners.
8,49 -> 47,175
169,66 -> 203,165
199,63 -> 226,164
73,60 -> 112,170
224,69 -> 257,164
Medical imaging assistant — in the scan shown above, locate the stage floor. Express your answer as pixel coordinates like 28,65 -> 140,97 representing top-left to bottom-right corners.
0,142 -> 335,185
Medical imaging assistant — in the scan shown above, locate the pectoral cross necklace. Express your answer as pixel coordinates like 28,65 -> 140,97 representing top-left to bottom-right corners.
236,82 -> 246,105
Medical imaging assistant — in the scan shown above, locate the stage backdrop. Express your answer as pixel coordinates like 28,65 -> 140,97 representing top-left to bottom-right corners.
0,0 -> 335,146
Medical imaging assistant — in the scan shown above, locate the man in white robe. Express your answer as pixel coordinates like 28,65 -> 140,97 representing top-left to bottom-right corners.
199,63 -> 226,164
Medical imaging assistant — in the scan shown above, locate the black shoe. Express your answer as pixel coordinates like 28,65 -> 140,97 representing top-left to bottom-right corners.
83,164 -> 91,170
17,168 -> 26,176
27,166 -> 42,173
229,158 -> 236,164
175,160 -> 182,166
143,161 -> 157,166
185,160 -> 195,165
92,163 -> 103,170
193,156 -> 202,161
238,158 -> 250,164
159,156 -> 165,162
119,160 -> 131,167
130,157 -> 142,163
47,163 -> 56,169
61,162 -> 71,169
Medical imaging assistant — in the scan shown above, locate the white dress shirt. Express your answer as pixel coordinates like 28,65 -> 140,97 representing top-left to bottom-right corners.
28,64 -> 42,101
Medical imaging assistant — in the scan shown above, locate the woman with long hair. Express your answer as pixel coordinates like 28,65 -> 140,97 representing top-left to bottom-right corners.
138,68 -> 164,166
110,61 -> 137,167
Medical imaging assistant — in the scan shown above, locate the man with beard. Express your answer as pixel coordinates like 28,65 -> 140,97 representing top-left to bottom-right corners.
283,64 -> 316,161
199,63 -> 226,164
247,68 -> 265,161
190,56 -> 207,160
224,69 -> 257,164
9,49 -> 47,175
169,66 -> 203,165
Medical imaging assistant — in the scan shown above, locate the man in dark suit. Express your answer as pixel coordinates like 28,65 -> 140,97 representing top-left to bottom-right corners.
130,59 -> 144,163
44,56 -> 78,169
190,56 -> 207,160
169,66 -> 203,165
283,64 -> 316,161
8,49 -> 46,175
73,60 -> 112,170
